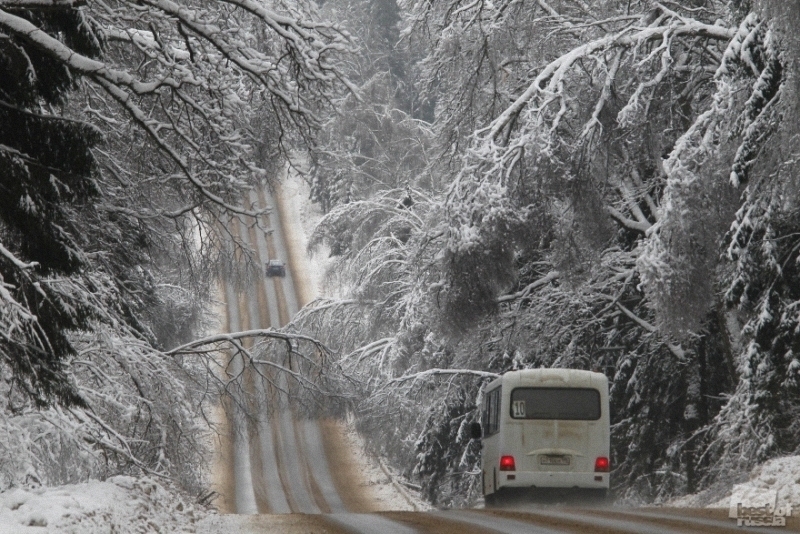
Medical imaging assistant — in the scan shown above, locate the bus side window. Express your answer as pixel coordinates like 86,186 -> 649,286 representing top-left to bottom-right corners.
484,387 -> 501,436
482,395 -> 489,432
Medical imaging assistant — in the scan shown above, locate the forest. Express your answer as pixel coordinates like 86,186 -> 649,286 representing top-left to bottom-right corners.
0,0 -> 798,508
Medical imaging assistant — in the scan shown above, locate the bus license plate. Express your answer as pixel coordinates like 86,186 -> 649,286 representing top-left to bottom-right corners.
540,455 -> 570,466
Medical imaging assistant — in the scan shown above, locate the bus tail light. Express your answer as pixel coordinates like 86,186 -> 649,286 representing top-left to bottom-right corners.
594,456 -> 610,472
499,455 -> 516,471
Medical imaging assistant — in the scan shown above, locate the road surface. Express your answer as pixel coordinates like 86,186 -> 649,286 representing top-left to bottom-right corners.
200,504 -> 800,533
215,184 -> 374,514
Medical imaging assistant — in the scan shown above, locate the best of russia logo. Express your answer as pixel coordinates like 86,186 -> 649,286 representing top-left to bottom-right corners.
729,491 -> 793,527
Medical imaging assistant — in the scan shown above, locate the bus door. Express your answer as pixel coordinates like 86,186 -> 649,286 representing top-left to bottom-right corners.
481,386 -> 501,494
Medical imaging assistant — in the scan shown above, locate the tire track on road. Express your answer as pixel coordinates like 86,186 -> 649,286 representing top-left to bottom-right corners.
319,419 -> 375,513
214,282 -> 236,514
223,274 -> 258,515
231,245 -> 273,515
293,418 -> 332,513
248,189 -> 321,514
240,201 -> 301,514
302,419 -> 348,513
257,187 -> 352,516
267,181 -> 392,519
257,187 -> 300,316
241,213 -> 294,515
269,182 -> 310,308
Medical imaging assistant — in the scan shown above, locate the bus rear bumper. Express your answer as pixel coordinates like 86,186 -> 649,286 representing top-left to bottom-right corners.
499,471 -> 609,490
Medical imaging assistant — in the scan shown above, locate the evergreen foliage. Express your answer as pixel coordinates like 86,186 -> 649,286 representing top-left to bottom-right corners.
0,5 -> 103,407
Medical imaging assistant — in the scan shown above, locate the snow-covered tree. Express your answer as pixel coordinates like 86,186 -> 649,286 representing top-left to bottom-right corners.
302,0 -> 800,505
0,2 -> 103,408
0,0 -> 351,491
676,0 -> 800,490
309,0 -> 432,211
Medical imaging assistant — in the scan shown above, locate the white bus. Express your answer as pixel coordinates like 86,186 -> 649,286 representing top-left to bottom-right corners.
471,369 -> 610,504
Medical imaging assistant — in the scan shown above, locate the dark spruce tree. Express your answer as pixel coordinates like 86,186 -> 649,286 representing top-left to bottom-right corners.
0,4 -> 103,408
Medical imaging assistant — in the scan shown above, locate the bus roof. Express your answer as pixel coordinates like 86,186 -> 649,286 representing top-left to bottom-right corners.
486,368 -> 608,390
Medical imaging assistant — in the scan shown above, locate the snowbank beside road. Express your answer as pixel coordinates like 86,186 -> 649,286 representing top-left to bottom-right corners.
0,476 -> 204,533
671,456 -> 800,510
711,456 -> 800,509
275,164 -> 332,300
338,419 -> 431,512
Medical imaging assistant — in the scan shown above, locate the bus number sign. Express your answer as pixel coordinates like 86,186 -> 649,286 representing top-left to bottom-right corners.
512,400 -> 526,418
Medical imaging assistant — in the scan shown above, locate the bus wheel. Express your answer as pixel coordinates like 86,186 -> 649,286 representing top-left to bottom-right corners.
483,492 -> 496,508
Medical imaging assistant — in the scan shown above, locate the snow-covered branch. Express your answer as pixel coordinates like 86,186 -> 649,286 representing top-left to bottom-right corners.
166,328 -> 328,356
607,206 -> 653,233
0,0 -> 83,7
387,368 -> 499,385
614,300 -> 686,361
0,0 -> 352,224
497,271 -> 560,303
476,12 -> 735,163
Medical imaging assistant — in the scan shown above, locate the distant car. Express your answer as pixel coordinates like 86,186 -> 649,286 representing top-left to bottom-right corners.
265,259 -> 286,277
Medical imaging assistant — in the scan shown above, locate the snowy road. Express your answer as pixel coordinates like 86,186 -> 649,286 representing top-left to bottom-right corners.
218,186 -> 364,515
200,506 -> 800,533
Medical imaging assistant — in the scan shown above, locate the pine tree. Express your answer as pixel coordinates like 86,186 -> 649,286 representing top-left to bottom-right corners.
0,4 -> 104,407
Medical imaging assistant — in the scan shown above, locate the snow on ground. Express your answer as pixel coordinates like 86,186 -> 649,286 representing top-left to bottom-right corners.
276,162 -> 334,299
711,456 -> 800,509
0,476 -> 204,534
338,417 -> 432,512
670,456 -> 800,510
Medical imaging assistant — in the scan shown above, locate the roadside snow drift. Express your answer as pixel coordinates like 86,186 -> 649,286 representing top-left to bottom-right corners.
0,476 -> 202,533
713,456 -> 800,509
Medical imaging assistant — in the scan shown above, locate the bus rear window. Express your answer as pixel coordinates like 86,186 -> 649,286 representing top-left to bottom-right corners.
510,388 -> 601,420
